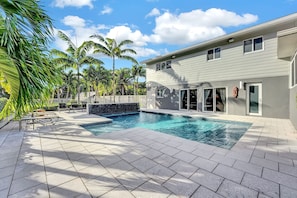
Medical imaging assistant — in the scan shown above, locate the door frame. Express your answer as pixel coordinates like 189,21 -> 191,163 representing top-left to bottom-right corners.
246,83 -> 262,116
179,89 -> 188,110
202,87 -> 228,113
179,88 -> 198,110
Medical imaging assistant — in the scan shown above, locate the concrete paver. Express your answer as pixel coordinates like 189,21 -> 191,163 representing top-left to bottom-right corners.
0,109 -> 296,197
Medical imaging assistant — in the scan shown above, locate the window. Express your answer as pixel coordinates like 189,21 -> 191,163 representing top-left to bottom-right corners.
244,37 -> 263,53
156,60 -> 172,71
156,63 -> 160,71
166,60 -> 172,69
161,62 -> 166,70
290,54 -> 297,88
207,48 -> 221,61
156,87 -> 166,98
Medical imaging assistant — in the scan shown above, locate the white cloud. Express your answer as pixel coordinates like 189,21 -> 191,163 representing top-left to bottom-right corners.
54,16 -> 100,51
52,0 -> 94,8
53,8 -> 258,59
62,16 -> 86,27
150,8 -> 258,44
145,8 -> 160,18
104,26 -> 159,57
54,16 -> 158,58
101,5 -> 113,15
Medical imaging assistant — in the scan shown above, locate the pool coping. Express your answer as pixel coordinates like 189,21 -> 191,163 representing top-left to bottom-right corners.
2,109 -> 297,197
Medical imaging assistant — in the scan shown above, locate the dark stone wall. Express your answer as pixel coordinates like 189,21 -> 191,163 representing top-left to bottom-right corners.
88,103 -> 139,115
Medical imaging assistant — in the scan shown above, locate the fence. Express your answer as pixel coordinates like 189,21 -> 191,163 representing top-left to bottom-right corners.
52,95 -> 147,108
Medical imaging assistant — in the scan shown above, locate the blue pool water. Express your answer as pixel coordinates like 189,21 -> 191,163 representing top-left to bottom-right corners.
84,112 -> 251,149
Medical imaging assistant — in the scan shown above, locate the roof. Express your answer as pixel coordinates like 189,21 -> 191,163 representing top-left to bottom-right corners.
142,12 -> 297,65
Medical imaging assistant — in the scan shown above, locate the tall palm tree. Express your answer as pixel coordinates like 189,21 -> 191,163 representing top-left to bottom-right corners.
0,0 -> 59,118
51,31 -> 103,104
82,65 -> 95,102
88,35 -> 138,102
83,65 -> 111,102
62,70 -> 77,99
131,64 -> 145,95
116,68 -> 132,95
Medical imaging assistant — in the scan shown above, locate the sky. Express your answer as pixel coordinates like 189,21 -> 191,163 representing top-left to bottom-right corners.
42,0 -> 297,70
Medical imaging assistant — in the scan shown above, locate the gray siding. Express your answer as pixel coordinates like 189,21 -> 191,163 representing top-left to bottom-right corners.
147,76 -> 289,119
290,86 -> 297,129
146,33 -> 289,87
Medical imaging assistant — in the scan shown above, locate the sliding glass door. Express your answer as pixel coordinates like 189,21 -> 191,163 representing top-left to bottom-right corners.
189,89 -> 197,110
180,89 -> 188,110
180,89 -> 197,110
203,87 -> 226,113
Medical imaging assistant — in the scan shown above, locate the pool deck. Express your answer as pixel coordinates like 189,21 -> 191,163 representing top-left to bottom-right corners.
0,109 -> 297,197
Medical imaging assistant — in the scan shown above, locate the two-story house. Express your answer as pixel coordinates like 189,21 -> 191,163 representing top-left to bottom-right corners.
143,13 -> 297,129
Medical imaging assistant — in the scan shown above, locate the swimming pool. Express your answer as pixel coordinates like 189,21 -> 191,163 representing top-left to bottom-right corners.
84,112 -> 251,149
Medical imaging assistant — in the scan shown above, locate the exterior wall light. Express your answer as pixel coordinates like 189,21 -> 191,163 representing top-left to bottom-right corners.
239,81 -> 246,90
228,38 -> 234,43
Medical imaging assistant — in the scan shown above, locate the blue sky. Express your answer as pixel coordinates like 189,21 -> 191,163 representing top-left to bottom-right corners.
43,0 -> 297,70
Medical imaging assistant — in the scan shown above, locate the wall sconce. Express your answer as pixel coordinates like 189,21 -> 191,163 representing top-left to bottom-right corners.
228,38 -> 234,43
239,81 -> 245,90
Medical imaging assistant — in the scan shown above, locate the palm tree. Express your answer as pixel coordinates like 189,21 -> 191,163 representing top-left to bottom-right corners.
0,0 -> 59,118
116,68 -> 132,95
88,35 -> 138,102
83,65 -> 111,102
51,31 -> 103,104
82,65 -> 95,102
62,70 -> 78,99
131,64 -> 145,95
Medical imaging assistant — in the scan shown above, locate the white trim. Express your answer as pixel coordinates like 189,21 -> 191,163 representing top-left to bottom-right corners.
189,89 -> 198,111
243,36 -> 264,54
202,87 -> 228,113
179,88 -> 198,111
246,83 -> 262,116
290,52 -> 297,89
179,89 -> 188,110
207,47 -> 221,61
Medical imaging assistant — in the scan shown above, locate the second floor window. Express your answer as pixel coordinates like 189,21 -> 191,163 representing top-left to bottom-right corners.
207,48 -> 221,61
166,60 -> 172,69
244,37 -> 263,53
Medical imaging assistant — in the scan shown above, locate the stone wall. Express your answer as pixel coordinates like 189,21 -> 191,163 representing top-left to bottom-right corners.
87,103 -> 140,115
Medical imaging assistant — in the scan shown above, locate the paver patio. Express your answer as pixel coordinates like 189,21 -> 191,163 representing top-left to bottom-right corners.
0,109 -> 297,197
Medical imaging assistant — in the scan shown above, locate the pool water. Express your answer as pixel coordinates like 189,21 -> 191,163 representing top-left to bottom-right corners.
84,112 -> 251,149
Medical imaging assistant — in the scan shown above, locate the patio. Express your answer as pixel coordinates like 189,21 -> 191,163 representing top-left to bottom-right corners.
0,109 -> 297,197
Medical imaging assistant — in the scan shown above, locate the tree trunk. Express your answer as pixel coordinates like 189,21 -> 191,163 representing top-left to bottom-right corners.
112,57 -> 116,103
77,65 -> 80,104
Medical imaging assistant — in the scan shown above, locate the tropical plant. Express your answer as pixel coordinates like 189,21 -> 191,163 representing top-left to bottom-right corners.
83,65 -> 111,101
88,35 -> 138,102
115,68 -> 132,95
0,0 -> 60,119
62,70 -> 78,99
51,31 -> 103,104
131,64 -> 145,95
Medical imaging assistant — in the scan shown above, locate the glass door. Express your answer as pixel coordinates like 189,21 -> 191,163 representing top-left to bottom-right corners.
189,89 -> 197,110
203,88 -> 226,112
247,83 -> 262,116
180,89 -> 188,110
215,88 -> 226,112
203,89 -> 213,111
